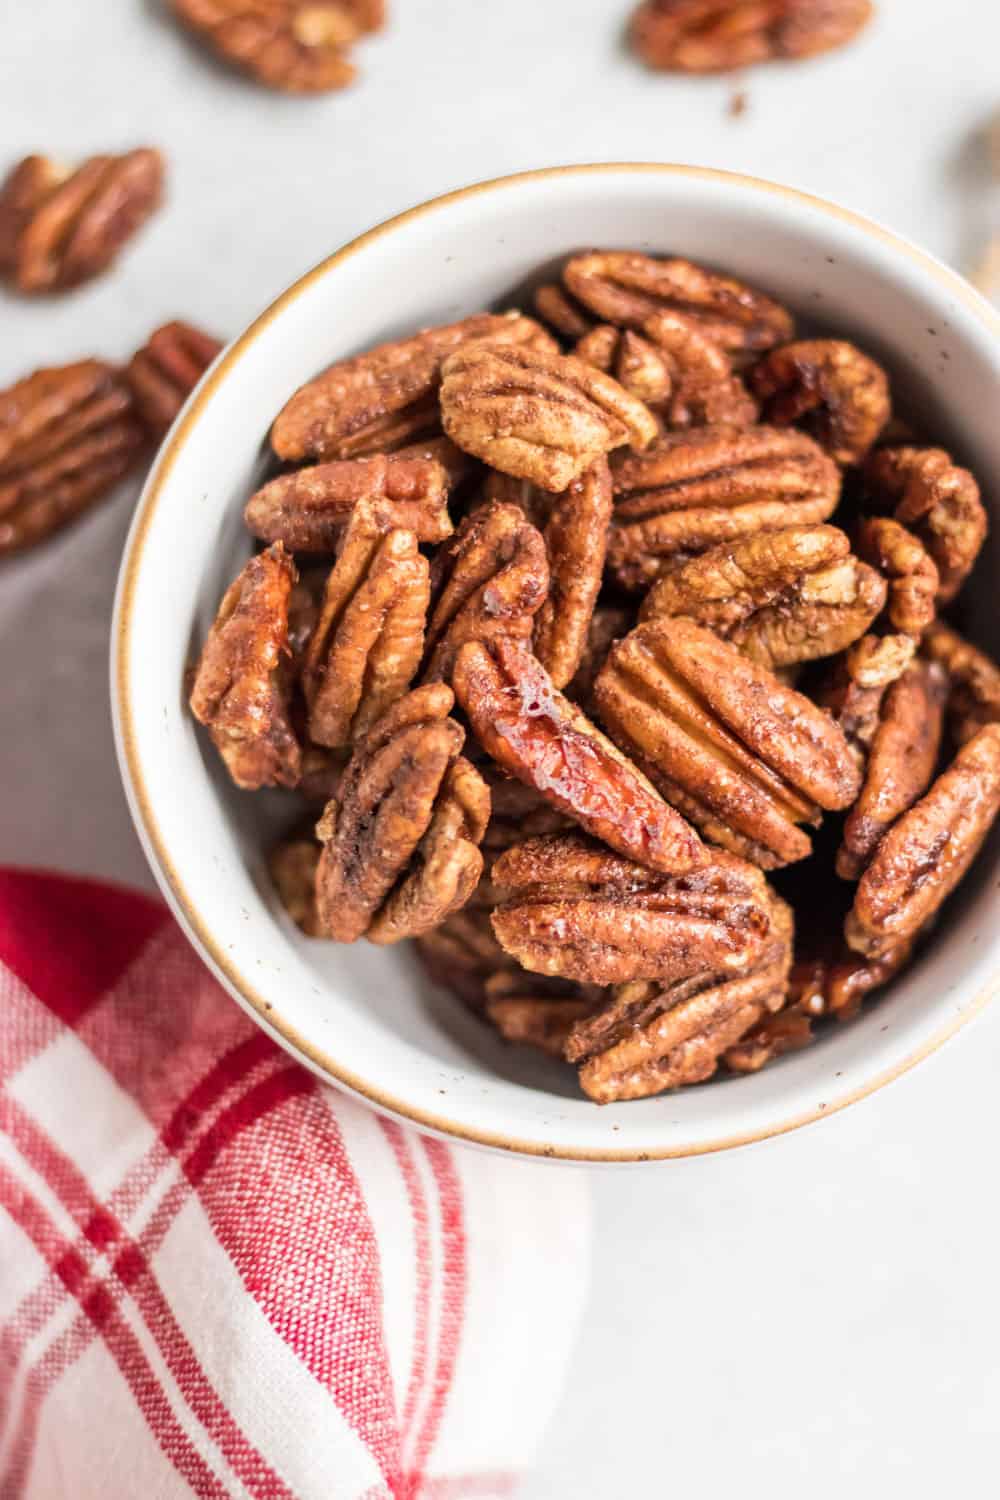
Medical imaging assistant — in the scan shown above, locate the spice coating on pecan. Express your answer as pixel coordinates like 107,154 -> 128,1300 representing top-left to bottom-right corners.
856,515 -> 939,637
751,339 -> 890,465
170,0 -> 383,92
528,459 -> 613,689
269,835 -> 323,936
630,0 -> 873,73
126,321 -> 223,439
922,622 -> 1000,747
454,638 -> 706,876
863,446 -> 987,603
246,453 -> 453,553
533,283 -> 594,341
484,972 -> 606,1058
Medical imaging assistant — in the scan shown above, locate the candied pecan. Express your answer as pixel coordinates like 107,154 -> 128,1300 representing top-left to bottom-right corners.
565,605 -> 634,709
594,617 -> 861,867
562,251 -> 793,357
855,515 -> 939,636
0,148 -> 163,294
484,972 -> 606,1058
302,497 -> 429,746
722,1006 -> 813,1073
415,900 -> 515,1010
453,638 -> 705,875
607,424 -> 840,591
863,446 -> 987,603
126,321 -> 223,439
480,769 -> 574,853
836,661 -> 948,879
271,313 -> 554,463
846,725 -> 1000,958
533,283 -> 594,340
245,452 -> 453,552
170,0 -> 383,92
816,632 -> 917,763
630,0 -> 873,73
922,622 -> 1000,746
751,339 -> 890,466
268,834 -> 322,936
189,543 -> 302,789
0,360 -> 146,556
315,685 -> 489,943
491,833 -> 771,987
297,742 -> 347,803
574,325 -> 672,413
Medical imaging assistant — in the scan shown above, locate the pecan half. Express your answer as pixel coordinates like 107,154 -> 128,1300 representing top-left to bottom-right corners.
845,725 -> 1000,958
855,515 -> 939,637
0,360 -> 146,556
245,452 -> 453,552
484,972 -> 606,1058
630,0 -> 873,73
816,632 -> 917,760
269,834 -> 322,935
788,935 -> 912,1023
271,313 -> 554,463
440,343 -> 658,492
415,899 -> 515,1011
491,833 -> 772,987
533,283 -> 594,341
863,446 -> 987,603
752,339 -> 890,465
0,149 -> 163,294
189,542 -> 302,789
922,622 -> 1000,746
315,684 -> 489,942
722,1005 -> 813,1073
170,0 -> 383,92
453,638 -> 706,875
594,617 -> 861,867
607,424 -> 840,590
574,325 -> 673,413
126,321 -> 223,439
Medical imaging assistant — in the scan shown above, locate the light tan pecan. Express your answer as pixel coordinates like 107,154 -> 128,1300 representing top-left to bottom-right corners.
245,451 -> 453,552
315,684 -> 489,942
562,251 -> 794,357
845,725 -> 1000,958
0,360 -> 146,556
751,339 -> 891,465
439,342 -> 658,492
607,424 -> 840,591
565,605 -> 634,709
594,617 -> 861,867
0,149 -> 164,294
269,833 -> 322,935
189,542 -> 302,789
922,622 -> 1000,747
630,0 -> 873,73
126,321 -> 223,439
483,972 -> 607,1058
491,833 -> 772,987
170,0 -> 383,92
271,313 -> 554,463
533,283 -> 594,340
855,515 -> 939,636
453,638 -> 706,875
863,446 -> 988,603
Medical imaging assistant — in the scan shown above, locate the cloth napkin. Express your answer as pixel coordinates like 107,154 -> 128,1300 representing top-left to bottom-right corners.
0,869 -> 590,1500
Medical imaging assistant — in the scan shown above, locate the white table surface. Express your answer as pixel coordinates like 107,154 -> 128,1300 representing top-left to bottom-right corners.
3,1 -> 1000,1493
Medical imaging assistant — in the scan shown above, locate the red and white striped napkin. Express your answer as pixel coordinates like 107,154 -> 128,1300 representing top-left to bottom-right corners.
0,870 -> 590,1500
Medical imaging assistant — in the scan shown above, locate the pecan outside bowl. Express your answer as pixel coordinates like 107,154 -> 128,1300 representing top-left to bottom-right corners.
112,166 -> 1000,1163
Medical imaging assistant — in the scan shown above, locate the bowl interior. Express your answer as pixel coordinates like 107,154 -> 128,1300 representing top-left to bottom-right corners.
114,166 -> 1000,1160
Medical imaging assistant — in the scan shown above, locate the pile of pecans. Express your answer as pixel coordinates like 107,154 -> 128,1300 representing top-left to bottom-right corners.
188,248 -> 999,1105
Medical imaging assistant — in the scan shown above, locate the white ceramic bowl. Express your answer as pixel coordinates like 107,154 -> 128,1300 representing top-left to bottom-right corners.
112,164 -> 1000,1161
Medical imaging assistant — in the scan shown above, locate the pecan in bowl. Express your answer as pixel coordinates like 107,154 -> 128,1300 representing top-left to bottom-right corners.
751,339 -> 891,466
863,445 -> 988,604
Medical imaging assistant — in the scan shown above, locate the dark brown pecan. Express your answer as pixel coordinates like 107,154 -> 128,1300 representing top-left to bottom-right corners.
315,684 -> 489,942
751,339 -> 891,465
484,972 -> 606,1058
789,935 -> 913,1023
0,149 -> 163,294
189,543 -> 302,789
126,321 -> 223,439
922,622 -> 1000,747
607,424 -> 840,591
415,899 -> 516,1011
170,0 -> 384,92
491,833 -> 772,987
269,833 -> 322,935
453,638 -> 706,875
246,452 -> 453,552
0,360 -> 146,556
863,446 -> 988,603
722,1005 -> 813,1073
856,515 -> 939,636
630,0 -> 873,73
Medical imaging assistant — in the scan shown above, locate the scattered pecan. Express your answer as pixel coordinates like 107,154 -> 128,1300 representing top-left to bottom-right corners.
533,283 -> 594,340
189,542 -> 302,789
630,0 -> 873,73
126,321 -> 223,439
484,972 -> 606,1058
271,313 -> 553,463
269,833 -> 322,935
0,148 -> 163,294
594,617 -> 861,867
863,446 -> 987,603
751,339 -> 890,465
0,360 -> 146,556
846,725 -> 1000,959
855,515 -> 939,636
607,424 -> 840,591
315,684 -> 489,942
439,342 -> 657,492
170,0 -> 383,93
453,638 -> 706,875
564,605 -> 634,709
922,621 -> 1000,747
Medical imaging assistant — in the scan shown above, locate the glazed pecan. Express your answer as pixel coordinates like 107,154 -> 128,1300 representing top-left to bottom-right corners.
271,313 -> 553,463
922,622 -> 1000,747
846,725 -> 1000,959
453,638 -> 706,875
562,251 -> 794,357
855,515 -> 939,637
302,496 -> 429,746
594,617 -> 861,867
574,325 -> 672,413
170,0 -> 383,92
439,343 -> 657,492
630,0 -> 873,73
269,833 -> 322,935
0,360 -> 146,556
817,632 -> 917,760
415,899 -> 515,1010
533,282 -> 594,341
0,149 -> 163,294
722,1005 -> 813,1074
126,321 -> 223,439
246,451 -> 453,552
788,935 -> 912,1023
189,543 -> 302,789
640,525 -> 886,669
863,446 -> 987,603
491,833 -> 772,987
484,972 -> 606,1058
564,605 -> 634,709
607,424 -> 840,591
836,660 -> 948,879
481,770 -> 574,854
751,339 -> 891,466
315,684 -> 489,942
